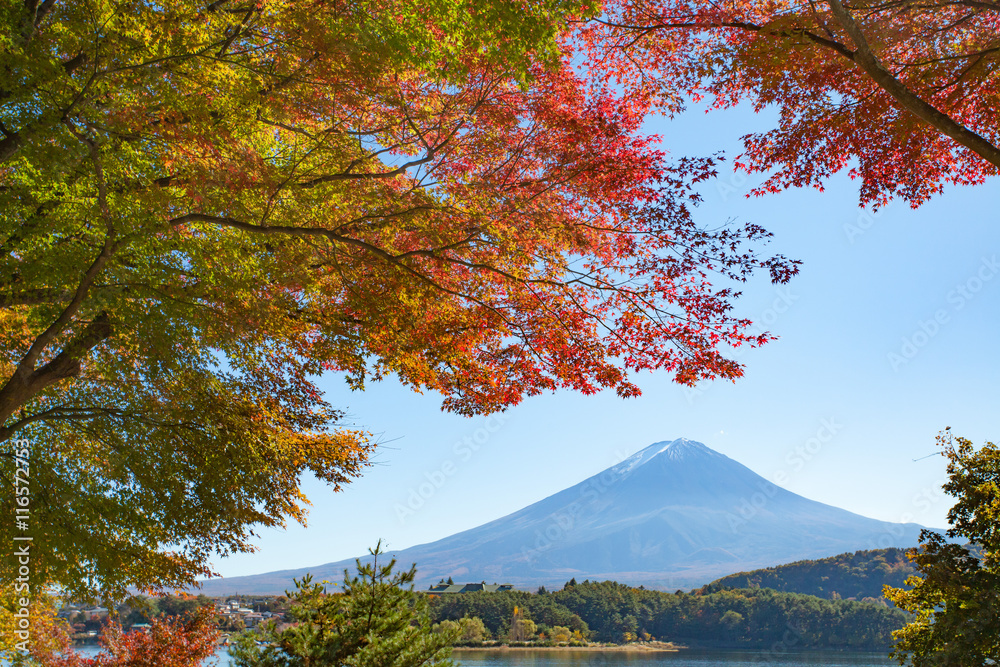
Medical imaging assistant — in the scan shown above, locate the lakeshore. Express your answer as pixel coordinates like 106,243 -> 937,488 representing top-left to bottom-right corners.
451,648 -> 895,667
453,642 -> 682,653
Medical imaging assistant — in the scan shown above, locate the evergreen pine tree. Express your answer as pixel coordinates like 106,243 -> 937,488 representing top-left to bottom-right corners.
230,542 -> 458,667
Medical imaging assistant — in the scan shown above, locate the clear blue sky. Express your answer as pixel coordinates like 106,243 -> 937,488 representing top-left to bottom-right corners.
209,101 -> 1000,580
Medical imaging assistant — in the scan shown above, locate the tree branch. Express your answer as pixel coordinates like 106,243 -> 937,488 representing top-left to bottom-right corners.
0,288 -> 74,308
827,0 -> 1000,168
0,312 -> 113,443
0,137 -> 119,433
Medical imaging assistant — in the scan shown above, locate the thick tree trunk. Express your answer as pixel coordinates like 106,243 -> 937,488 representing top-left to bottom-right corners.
0,312 -> 111,443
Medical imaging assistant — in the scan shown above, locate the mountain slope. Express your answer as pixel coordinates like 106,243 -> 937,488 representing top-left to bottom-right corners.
195,438 -> 929,595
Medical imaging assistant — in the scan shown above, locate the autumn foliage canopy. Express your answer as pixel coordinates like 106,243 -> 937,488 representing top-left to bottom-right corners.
581,0 -> 1000,207
5,0 -> 1000,609
0,0 -> 798,599
29,606 -> 219,667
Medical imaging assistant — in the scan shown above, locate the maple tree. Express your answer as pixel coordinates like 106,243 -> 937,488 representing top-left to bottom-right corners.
0,589 -> 58,664
579,0 -> 1000,207
28,605 -> 219,667
1,1 -> 796,599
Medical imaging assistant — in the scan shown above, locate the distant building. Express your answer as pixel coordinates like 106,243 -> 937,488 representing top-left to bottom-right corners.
244,613 -> 264,627
57,603 -> 82,619
427,582 -> 514,594
80,607 -> 109,621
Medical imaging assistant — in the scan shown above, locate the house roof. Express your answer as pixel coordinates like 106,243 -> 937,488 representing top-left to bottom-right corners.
427,583 -> 514,594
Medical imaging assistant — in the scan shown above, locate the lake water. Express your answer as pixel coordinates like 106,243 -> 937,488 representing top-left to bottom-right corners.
451,649 -> 894,667
65,646 -> 895,666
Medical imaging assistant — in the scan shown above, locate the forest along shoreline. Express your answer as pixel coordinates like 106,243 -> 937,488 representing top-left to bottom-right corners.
451,641 -> 683,652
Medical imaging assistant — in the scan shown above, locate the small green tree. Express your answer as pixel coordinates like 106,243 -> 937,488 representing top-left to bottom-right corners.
550,626 -> 572,643
885,431 -> 1000,665
432,620 -> 461,635
156,594 -> 201,618
230,543 -> 458,667
458,617 -> 489,643
511,618 -> 536,642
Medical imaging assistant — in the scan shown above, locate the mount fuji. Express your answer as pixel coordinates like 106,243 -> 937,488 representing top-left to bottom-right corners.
195,438 -> 928,594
